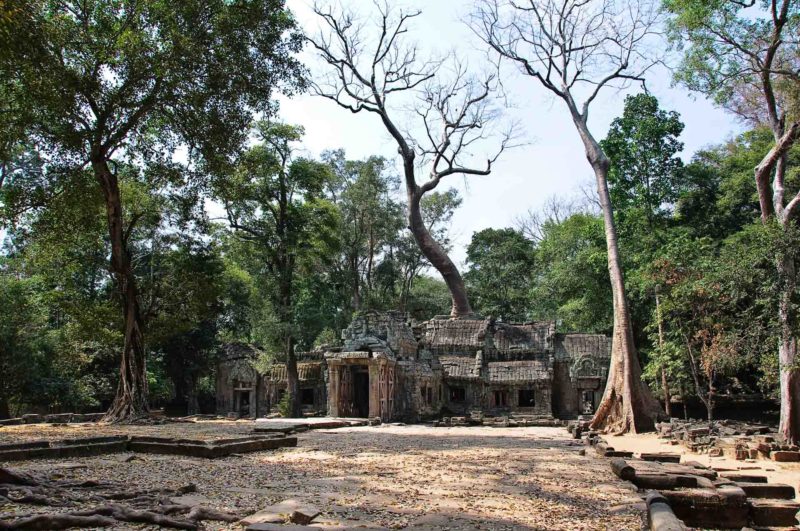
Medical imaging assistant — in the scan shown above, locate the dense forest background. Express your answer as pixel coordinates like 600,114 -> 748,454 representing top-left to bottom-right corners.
2,94 -> 797,419
1,1 -> 798,424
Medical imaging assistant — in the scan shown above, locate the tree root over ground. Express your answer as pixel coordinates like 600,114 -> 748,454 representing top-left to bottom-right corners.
0,467 -> 240,530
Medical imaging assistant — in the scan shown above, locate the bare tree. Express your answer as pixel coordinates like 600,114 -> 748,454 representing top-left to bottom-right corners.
515,193 -> 595,242
472,0 -> 664,433
307,1 -> 513,318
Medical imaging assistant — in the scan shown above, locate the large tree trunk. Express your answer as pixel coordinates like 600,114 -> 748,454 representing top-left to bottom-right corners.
93,159 -> 149,422
406,187 -> 472,317
350,254 -> 361,311
278,252 -> 301,418
754,120 -> 799,444
570,114 -> 660,434
777,250 -> 800,444
284,335 -> 301,418
186,375 -> 199,416
0,396 -> 10,420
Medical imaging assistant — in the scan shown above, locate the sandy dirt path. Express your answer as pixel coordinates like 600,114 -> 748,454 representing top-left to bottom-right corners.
1,423 -> 645,530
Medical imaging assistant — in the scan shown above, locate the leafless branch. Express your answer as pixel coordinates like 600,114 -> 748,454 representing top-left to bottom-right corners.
515,192 -> 596,242
307,1 -> 517,196
470,0 -> 663,122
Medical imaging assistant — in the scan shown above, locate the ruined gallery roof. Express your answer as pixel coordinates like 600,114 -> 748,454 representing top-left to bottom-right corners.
423,318 -> 489,353
487,360 -> 551,383
266,363 -> 323,383
423,318 -> 555,355
220,342 -> 262,361
554,333 -> 612,362
492,321 -> 555,354
439,356 -> 482,380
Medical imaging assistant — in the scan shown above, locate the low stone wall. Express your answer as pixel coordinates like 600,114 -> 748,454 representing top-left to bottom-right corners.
0,434 -> 296,461
0,412 -> 105,426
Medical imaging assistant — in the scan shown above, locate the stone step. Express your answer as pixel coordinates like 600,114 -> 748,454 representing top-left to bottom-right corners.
718,472 -> 768,483
771,450 -> 800,462
638,452 -> 681,463
738,482 -> 796,499
662,487 -> 748,529
749,499 -> 800,527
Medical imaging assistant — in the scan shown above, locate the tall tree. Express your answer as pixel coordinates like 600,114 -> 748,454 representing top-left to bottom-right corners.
323,151 -> 404,312
465,228 -> 535,322
0,0 -> 301,420
665,0 -> 800,443
601,94 -> 686,416
308,2 -> 512,318
473,0 -> 664,432
216,123 -> 338,418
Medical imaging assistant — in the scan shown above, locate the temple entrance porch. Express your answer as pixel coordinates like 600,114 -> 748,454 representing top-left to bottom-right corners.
325,352 -> 396,421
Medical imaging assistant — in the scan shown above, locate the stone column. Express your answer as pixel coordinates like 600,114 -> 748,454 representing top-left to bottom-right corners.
328,365 -> 339,417
369,362 -> 380,419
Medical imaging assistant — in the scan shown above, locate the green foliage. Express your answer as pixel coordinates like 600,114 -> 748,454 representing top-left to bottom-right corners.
530,213 -> 613,332
465,228 -> 535,322
215,122 -> 340,361
322,149 -> 404,312
603,93 -> 686,230
643,222 -> 791,406
664,0 -> 799,121
405,275 -> 452,321
276,390 -> 291,418
313,328 -> 340,349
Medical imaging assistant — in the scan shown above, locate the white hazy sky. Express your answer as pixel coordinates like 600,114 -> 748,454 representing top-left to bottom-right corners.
279,0 -> 742,266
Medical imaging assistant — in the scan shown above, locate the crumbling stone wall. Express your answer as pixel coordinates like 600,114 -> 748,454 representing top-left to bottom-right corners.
552,333 -> 612,418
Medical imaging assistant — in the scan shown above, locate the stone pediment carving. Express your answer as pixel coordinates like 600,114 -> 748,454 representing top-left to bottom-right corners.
569,355 -> 607,381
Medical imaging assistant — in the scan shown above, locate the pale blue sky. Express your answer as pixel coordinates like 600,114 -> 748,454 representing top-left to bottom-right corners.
279,0 -> 742,266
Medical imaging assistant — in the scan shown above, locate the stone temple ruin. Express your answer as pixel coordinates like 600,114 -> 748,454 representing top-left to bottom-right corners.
216,311 -> 611,421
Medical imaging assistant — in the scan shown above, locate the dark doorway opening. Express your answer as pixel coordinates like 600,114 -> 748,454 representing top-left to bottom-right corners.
235,390 -> 250,417
301,388 -> 315,406
581,390 -> 595,414
449,387 -> 466,402
353,369 -> 370,417
494,390 -> 509,407
518,389 -> 535,407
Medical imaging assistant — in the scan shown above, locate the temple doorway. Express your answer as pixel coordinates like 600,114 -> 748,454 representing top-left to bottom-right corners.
353,368 -> 370,418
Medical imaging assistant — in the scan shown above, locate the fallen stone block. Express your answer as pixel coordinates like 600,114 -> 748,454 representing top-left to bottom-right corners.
737,482 -> 795,499
718,472 -> 768,483
21,414 -> 42,424
610,458 -> 635,481
662,488 -> 748,529
639,453 -> 682,463
45,413 -> 73,424
0,439 -> 129,461
771,450 -> 800,462
748,499 -> 800,527
241,500 -> 320,527
632,474 -> 698,490
0,441 -> 50,451
128,435 -> 296,458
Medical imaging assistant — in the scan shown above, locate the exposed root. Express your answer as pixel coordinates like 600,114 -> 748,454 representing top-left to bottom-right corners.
0,468 -> 235,530
2,513 -> 116,530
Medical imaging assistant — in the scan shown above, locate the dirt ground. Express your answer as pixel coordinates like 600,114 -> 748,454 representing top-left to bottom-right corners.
0,422 -> 646,530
